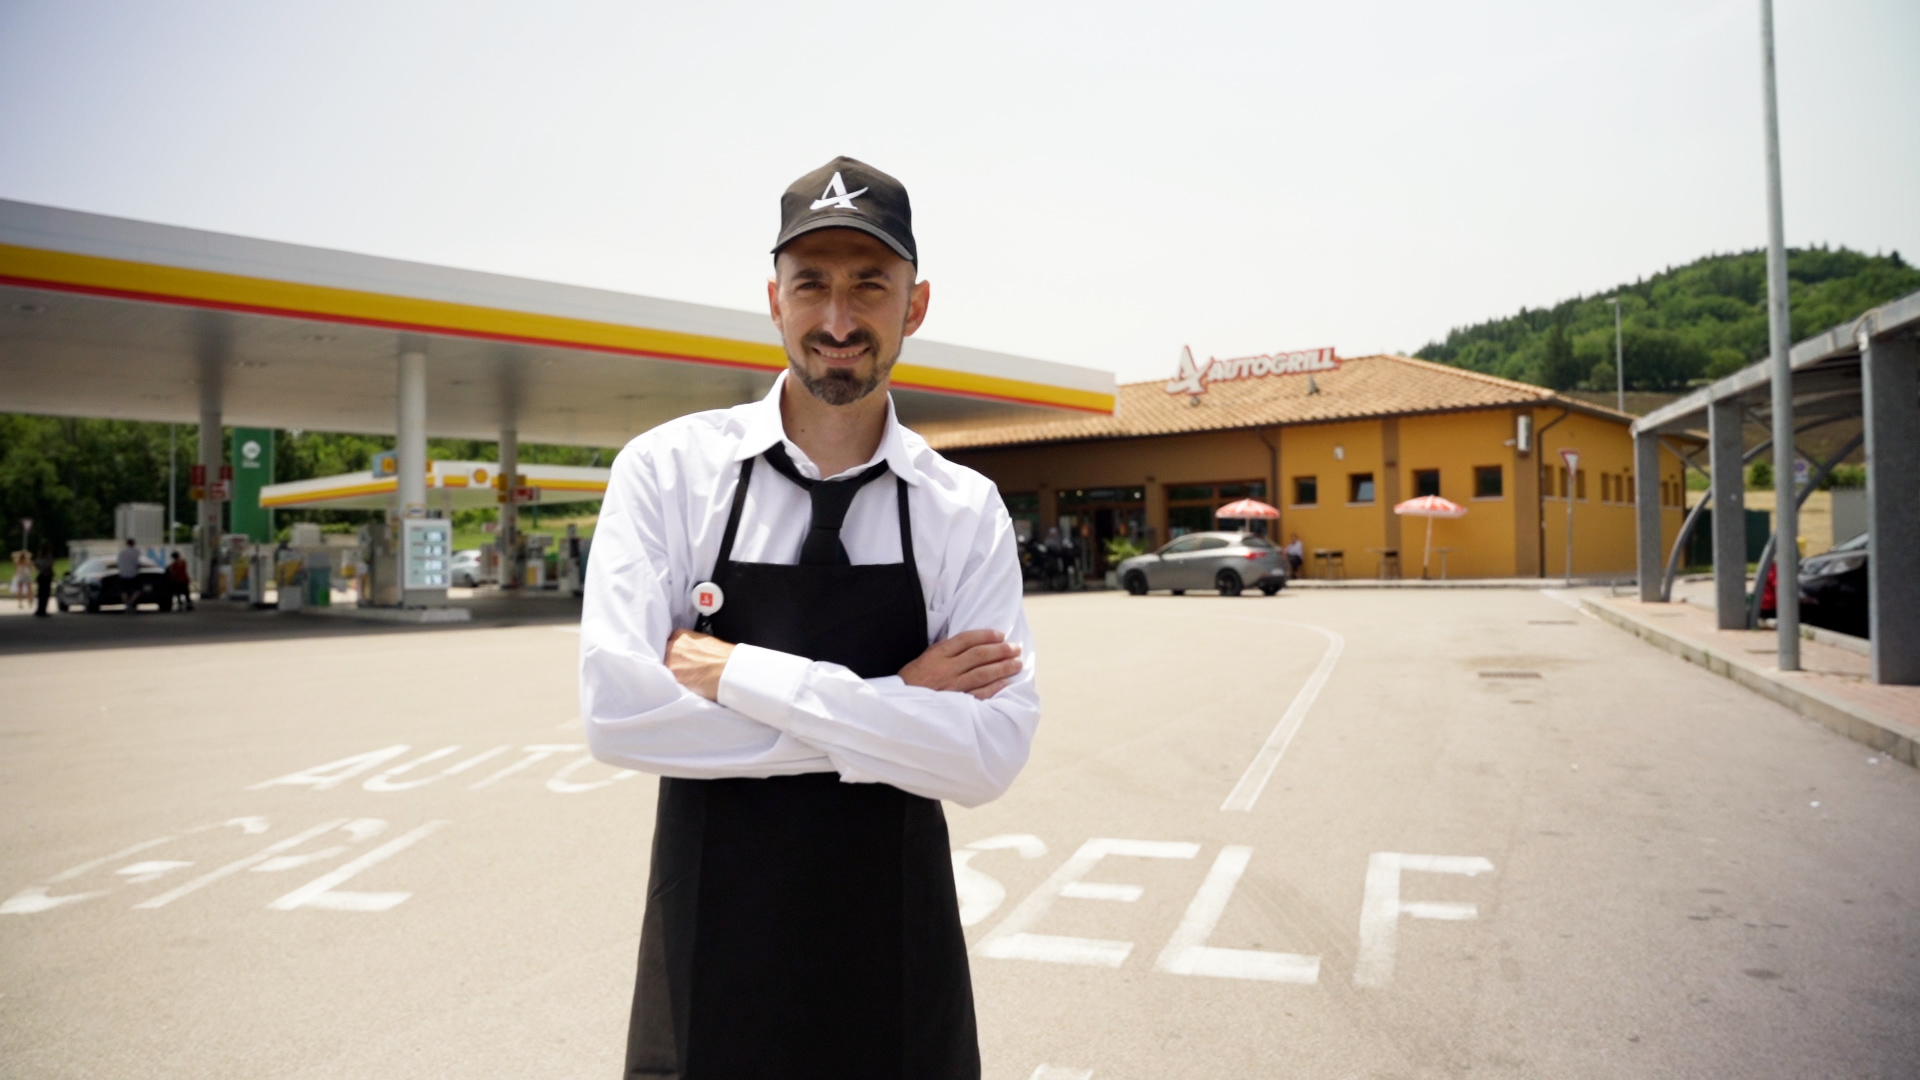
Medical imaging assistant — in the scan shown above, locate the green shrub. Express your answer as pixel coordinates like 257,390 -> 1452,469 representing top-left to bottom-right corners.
1104,536 -> 1147,565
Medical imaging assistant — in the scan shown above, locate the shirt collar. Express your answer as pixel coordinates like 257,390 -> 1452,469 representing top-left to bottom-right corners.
734,371 -> 922,485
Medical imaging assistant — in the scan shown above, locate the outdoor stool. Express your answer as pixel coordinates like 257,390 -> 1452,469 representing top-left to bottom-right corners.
1313,549 -> 1346,579
1369,548 -> 1401,579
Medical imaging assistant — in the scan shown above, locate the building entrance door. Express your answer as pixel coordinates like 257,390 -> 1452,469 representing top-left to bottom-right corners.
1057,486 -> 1146,578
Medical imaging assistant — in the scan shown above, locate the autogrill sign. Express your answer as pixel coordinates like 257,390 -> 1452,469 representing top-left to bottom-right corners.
1165,345 -> 1338,395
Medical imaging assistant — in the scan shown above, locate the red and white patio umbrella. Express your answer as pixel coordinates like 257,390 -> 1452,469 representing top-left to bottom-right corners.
1215,498 -> 1280,527
1393,495 -> 1468,577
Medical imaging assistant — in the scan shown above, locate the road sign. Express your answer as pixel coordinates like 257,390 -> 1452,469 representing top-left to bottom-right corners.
1559,448 -> 1579,472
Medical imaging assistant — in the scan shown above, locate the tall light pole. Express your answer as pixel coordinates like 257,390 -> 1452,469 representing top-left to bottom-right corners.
1759,0 -> 1799,670
1606,297 -> 1625,414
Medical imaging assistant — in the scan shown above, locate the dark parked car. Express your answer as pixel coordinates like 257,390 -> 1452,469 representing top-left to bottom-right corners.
1800,532 -> 1870,638
1115,531 -> 1288,597
56,556 -> 171,612
1759,532 -> 1869,639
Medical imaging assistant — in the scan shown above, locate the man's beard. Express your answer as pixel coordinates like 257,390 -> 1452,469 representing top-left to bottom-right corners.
790,328 -> 895,407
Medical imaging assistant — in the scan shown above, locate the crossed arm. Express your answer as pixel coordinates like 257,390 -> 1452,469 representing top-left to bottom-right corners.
665,627 -> 1023,702
579,447 -> 1040,807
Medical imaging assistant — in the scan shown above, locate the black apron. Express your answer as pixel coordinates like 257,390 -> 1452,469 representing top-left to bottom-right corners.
625,455 -> 979,1080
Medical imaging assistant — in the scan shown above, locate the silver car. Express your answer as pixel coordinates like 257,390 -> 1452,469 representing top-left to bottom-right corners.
1117,531 -> 1288,597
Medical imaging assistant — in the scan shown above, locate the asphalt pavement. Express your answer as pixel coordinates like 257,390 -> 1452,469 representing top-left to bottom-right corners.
3,588 -> 1917,1079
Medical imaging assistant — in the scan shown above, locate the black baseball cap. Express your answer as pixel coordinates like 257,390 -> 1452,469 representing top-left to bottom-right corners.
772,156 -> 917,267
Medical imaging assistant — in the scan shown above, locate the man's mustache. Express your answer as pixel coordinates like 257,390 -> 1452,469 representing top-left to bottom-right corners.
804,328 -> 876,354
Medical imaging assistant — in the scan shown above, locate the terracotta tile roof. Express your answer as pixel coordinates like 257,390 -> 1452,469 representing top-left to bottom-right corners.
920,354 -> 1622,451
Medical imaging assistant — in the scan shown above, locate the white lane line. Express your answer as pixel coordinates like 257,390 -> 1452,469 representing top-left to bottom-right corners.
1220,622 -> 1345,812
1030,1067 -> 1093,1080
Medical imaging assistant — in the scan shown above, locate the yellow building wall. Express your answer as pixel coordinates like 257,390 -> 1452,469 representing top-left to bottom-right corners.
942,405 -> 1661,580
1274,419 -> 1391,577
1531,409 -> 1684,576
1394,410 -> 1522,578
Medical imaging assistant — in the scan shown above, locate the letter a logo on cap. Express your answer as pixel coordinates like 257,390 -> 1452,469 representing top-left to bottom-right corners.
810,171 -> 869,212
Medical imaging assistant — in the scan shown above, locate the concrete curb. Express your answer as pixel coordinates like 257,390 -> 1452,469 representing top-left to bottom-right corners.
1291,577 -> 1635,590
1580,597 -> 1917,767
301,605 -> 473,624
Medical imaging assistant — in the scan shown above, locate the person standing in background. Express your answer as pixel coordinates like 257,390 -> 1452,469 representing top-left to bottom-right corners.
1285,533 -> 1305,577
33,546 -> 55,617
115,537 -> 142,613
11,549 -> 30,610
167,550 -> 193,611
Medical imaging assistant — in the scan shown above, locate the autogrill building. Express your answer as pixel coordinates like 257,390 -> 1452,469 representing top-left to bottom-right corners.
920,352 -> 1679,581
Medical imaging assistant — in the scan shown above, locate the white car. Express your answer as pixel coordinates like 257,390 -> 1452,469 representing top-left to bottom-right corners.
450,549 -> 486,588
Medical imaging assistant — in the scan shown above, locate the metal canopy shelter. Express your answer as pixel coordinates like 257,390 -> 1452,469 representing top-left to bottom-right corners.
1632,288 -> 1920,685
0,198 -> 1116,595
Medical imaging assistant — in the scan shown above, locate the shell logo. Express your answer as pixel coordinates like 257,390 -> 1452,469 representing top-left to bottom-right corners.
472,467 -> 490,485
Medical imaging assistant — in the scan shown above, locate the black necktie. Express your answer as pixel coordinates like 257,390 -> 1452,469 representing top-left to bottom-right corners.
760,442 -> 891,566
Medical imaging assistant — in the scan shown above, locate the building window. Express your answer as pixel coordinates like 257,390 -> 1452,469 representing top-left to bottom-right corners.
1166,480 -> 1266,538
1293,476 -> 1317,506
1473,465 -> 1503,499
1349,473 -> 1375,504
1601,474 -> 1613,503
1413,469 -> 1441,498
1627,475 -> 1636,503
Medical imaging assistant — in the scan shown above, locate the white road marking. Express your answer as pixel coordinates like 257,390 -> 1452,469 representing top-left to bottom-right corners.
363,747 -> 462,792
1030,1067 -> 1093,1080
467,744 -> 585,790
1221,623 -> 1345,812
951,834 -> 1048,927
253,819 -> 387,872
552,625 -> 581,634
1,834 -> 179,914
1539,588 -> 1584,611
247,747 -> 411,791
439,745 -> 512,776
546,755 -> 639,794
977,838 -> 1199,967
114,861 -> 194,885
1155,845 -> 1320,983
135,820 -> 349,909
1354,852 -> 1494,987
268,820 -> 451,912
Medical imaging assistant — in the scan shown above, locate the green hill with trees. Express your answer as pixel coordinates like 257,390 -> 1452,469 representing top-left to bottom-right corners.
1412,247 -> 1919,391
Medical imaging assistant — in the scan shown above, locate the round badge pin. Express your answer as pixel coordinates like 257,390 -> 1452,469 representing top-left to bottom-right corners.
691,581 -> 724,616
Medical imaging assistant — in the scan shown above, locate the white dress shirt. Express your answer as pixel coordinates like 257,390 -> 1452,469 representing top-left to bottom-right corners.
579,373 -> 1039,808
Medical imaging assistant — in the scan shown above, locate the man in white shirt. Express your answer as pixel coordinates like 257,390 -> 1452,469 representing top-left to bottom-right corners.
115,538 -> 142,612
581,157 -> 1037,1080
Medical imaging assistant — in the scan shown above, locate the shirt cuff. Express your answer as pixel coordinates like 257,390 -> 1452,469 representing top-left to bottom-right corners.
716,643 -> 811,730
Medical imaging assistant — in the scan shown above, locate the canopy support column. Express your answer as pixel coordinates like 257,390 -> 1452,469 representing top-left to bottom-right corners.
1708,399 -> 1747,627
500,425 -> 520,590
1634,431 -> 1664,601
396,347 -> 427,520
1862,332 -> 1919,684
197,402 -> 222,598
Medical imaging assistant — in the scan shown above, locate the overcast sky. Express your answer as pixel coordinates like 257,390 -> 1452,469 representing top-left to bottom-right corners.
2,0 -> 1914,386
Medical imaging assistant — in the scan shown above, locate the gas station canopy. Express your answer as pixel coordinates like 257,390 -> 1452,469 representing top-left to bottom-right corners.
0,199 -> 1116,446
260,461 -> 609,513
